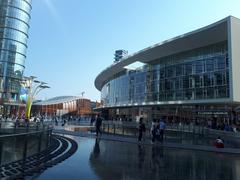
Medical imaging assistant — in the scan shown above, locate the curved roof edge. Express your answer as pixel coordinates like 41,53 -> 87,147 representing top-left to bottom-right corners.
95,16 -> 238,91
95,98 -> 234,110
33,96 -> 82,106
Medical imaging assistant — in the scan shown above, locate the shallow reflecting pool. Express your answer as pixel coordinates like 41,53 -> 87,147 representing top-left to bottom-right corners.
36,135 -> 240,180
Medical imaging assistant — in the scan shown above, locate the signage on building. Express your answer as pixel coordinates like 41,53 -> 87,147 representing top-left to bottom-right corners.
197,111 -> 228,115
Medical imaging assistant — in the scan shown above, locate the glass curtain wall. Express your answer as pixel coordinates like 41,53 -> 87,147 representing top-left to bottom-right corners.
0,0 -> 32,104
101,41 -> 229,107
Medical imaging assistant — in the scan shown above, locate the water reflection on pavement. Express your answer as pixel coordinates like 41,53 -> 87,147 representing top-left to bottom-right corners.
36,135 -> 240,180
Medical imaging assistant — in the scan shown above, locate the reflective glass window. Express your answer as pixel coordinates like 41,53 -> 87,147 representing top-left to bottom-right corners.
100,41 -> 229,107
196,88 -> 204,99
160,67 -> 165,79
215,72 -> 224,86
216,56 -> 226,70
185,62 -> 192,75
204,74 -> 214,87
195,60 -> 204,73
217,86 -> 227,98
176,64 -> 183,76
175,91 -> 183,100
206,88 -> 214,98
166,66 -> 175,78
185,90 -> 192,100
183,76 -> 189,89
206,59 -> 214,72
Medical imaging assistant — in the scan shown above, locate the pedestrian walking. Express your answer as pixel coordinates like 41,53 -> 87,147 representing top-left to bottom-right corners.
150,119 -> 157,144
138,118 -> 146,143
155,120 -> 161,141
90,115 -> 95,126
95,115 -> 102,137
62,119 -> 66,126
55,118 -> 58,126
159,118 -> 166,142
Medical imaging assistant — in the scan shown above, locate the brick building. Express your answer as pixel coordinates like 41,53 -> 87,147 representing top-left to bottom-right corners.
32,96 -> 99,117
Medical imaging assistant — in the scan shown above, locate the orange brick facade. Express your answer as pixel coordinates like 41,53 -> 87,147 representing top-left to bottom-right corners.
32,98 -> 99,117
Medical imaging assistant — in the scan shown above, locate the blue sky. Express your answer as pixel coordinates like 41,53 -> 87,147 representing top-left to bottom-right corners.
25,0 -> 240,101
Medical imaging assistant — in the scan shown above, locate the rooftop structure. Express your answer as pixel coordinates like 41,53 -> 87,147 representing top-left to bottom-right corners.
114,49 -> 128,62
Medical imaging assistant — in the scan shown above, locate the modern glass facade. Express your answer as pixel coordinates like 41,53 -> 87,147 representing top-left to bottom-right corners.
0,0 -> 32,104
101,41 -> 229,107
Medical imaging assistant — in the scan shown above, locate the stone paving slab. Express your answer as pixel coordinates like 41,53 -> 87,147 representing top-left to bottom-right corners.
53,129 -> 240,154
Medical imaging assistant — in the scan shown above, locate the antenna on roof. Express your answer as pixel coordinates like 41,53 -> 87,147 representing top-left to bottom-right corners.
81,91 -> 85,97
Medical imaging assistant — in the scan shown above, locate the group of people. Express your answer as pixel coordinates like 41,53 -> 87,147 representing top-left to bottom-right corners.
207,119 -> 237,133
138,118 -> 166,144
150,119 -> 166,144
93,116 -> 225,149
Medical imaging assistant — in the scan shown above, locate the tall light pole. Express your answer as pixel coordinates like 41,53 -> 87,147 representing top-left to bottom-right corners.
21,76 -> 50,120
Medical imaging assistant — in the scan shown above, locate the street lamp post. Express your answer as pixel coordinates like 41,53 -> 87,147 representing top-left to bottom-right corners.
21,76 -> 50,120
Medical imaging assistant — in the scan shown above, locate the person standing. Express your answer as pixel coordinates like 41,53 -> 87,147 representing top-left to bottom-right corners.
150,119 -> 157,144
90,115 -> 95,126
55,118 -> 58,126
138,118 -> 146,143
96,115 -> 102,137
159,118 -> 166,142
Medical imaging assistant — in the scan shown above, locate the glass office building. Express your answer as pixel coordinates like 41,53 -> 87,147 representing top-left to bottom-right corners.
95,16 -> 240,123
0,0 -> 32,113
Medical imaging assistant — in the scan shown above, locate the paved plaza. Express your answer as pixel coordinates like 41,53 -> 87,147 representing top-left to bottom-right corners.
1,121 -> 240,179
35,134 -> 240,180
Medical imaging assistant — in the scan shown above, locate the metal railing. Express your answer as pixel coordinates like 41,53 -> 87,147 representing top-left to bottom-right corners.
0,124 -> 53,166
101,121 -> 206,136
101,121 -> 240,135
0,120 -> 53,133
100,121 -> 240,148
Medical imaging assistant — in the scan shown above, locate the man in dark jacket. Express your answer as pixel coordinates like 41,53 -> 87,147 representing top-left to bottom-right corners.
96,115 -> 102,137
138,118 -> 146,143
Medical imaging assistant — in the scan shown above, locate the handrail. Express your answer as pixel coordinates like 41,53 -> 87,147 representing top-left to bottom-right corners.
0,125 -> 53,166
101,120 -> 240,137
0,128 -> 53,138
